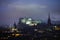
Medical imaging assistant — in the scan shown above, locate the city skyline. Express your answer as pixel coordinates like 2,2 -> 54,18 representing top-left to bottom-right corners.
0,0 -> 60,25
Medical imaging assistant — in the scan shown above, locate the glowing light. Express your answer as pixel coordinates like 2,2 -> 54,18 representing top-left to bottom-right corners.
28,18 -> 32,20
34,23 -> 37,26
21,19 -> 26,23
21,18 -> 42,26
11,27 -> 19,32
15,34 -> 20,37
12,34 -> 23,37
54,26 -> 60,30
12,28 -> 15,31
26,21 -> 31,24
29,24 -> 34,26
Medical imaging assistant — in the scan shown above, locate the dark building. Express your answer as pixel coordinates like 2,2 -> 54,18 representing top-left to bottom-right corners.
18,18 -> 24,28
47,13 -> 51,26
18,18 -> 23,24
14,22 -> 17,28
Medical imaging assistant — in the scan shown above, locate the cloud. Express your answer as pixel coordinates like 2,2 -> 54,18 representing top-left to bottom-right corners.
8,3 -> 47,9
7,2 -> 47,15
4,2 -> 48,24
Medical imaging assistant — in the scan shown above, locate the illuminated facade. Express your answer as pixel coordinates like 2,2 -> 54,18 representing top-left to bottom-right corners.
54,26 -> 60,30
20,18 -> 42,26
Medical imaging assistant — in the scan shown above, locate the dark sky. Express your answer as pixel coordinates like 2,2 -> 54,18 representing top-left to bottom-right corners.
0,0 -> 60,25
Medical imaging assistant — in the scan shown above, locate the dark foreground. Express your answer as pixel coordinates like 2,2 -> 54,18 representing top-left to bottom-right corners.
0,30 -> 60,40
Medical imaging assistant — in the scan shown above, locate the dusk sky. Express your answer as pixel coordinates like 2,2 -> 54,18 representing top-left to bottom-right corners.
0,0 -> 60,25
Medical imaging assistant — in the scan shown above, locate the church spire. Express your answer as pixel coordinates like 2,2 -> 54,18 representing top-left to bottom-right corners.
48,13 -> 51,26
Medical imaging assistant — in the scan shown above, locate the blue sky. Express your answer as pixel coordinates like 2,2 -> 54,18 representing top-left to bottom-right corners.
0,0 -> 60,25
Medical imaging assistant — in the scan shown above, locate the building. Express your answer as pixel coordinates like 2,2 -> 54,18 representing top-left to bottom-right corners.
47,13 -> 51,26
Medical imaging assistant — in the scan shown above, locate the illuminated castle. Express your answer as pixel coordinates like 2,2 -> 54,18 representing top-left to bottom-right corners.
18,18 -> 42,26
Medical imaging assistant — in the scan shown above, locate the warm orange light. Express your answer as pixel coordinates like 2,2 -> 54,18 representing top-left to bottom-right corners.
12,33 -> 23,37
55,27 -> 60,30
15,34 -> 20,37
54,26 -> 60,30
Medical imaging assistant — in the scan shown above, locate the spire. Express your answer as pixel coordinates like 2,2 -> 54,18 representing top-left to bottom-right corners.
48,12 -> 50,18
48,12 -> 51,26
